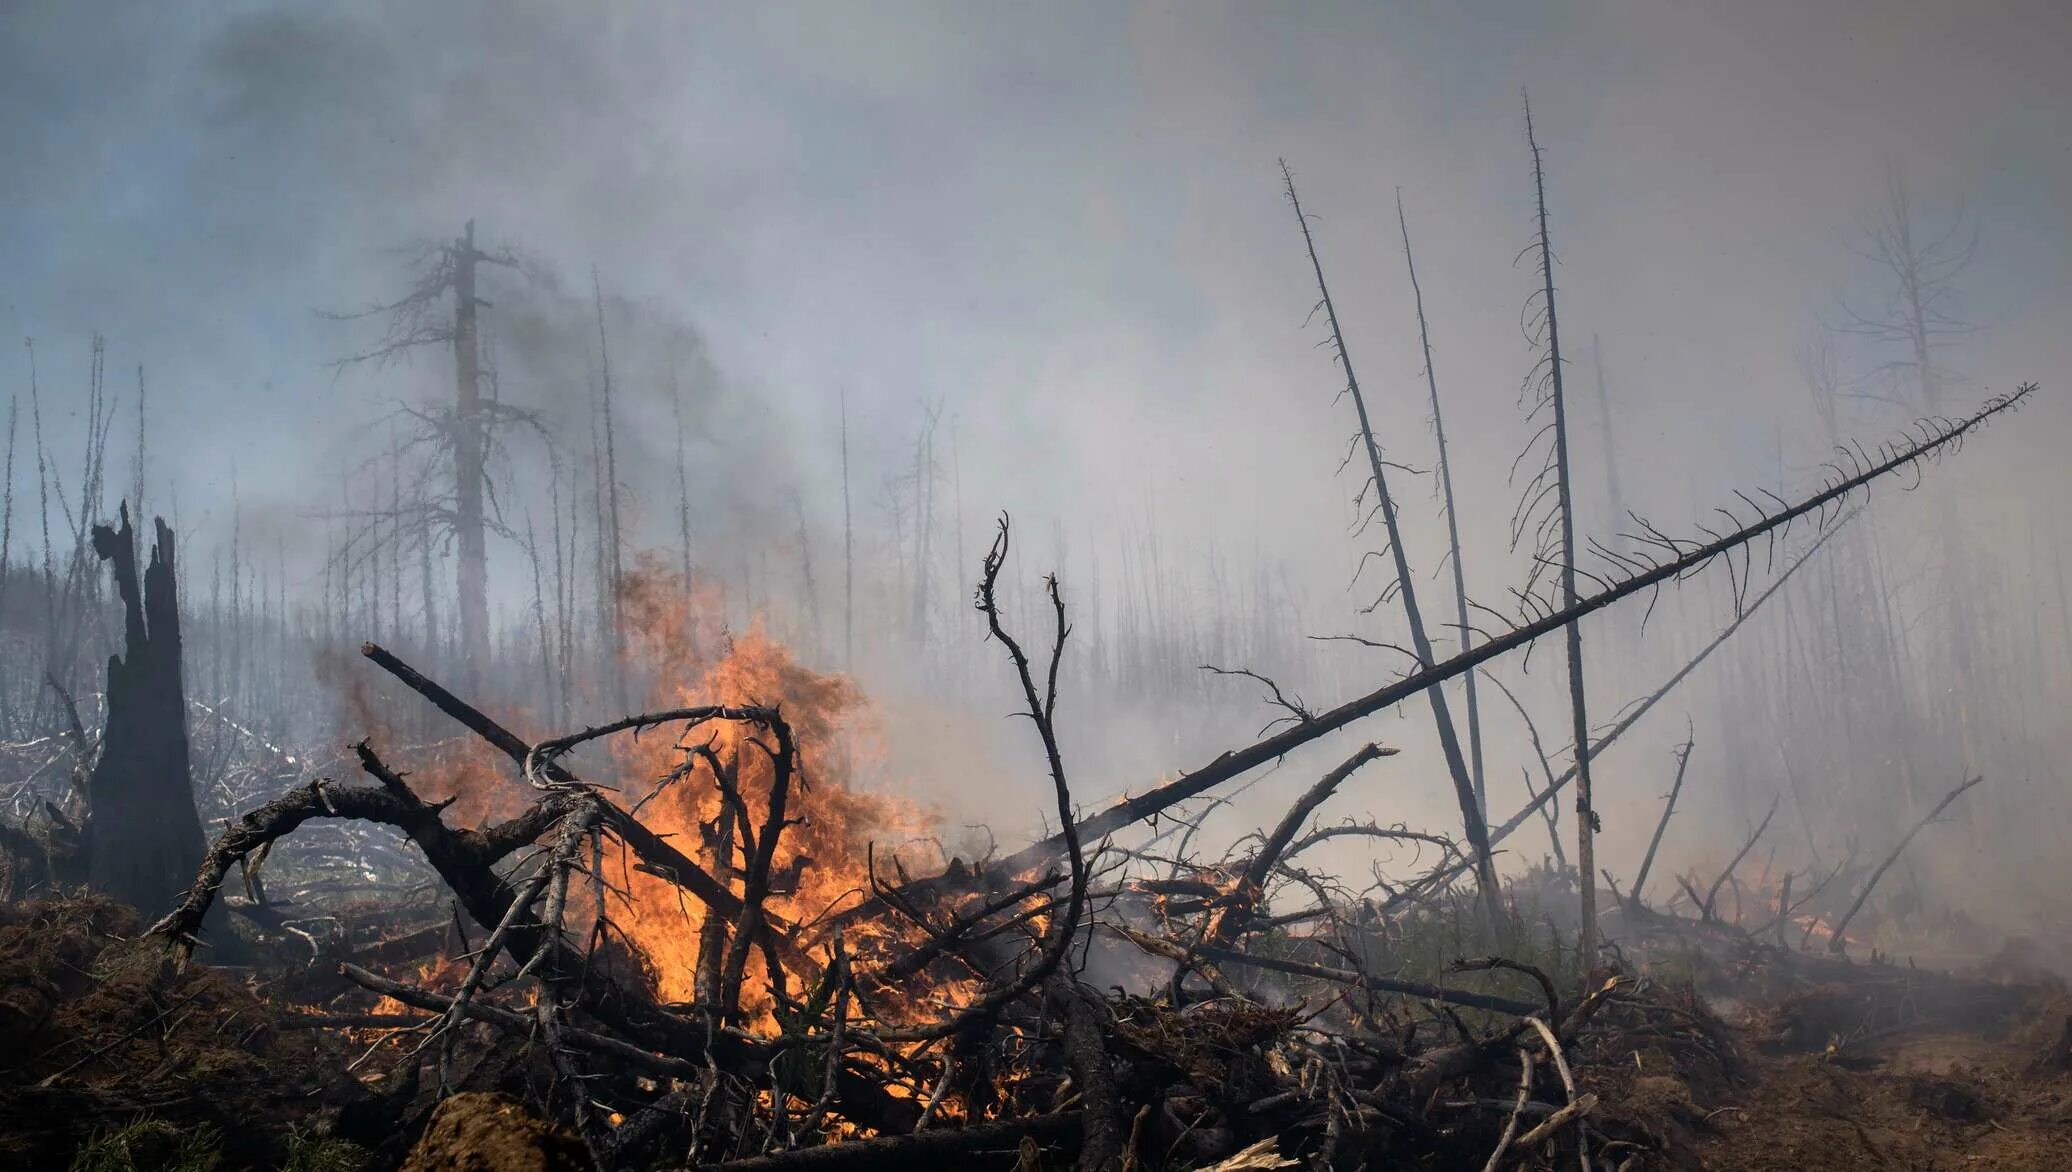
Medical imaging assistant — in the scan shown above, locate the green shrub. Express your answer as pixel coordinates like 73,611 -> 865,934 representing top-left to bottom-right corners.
68,1119 -> 221,1172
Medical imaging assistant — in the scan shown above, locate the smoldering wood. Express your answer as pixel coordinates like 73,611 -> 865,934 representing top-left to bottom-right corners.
708,1114 -> 1084,1172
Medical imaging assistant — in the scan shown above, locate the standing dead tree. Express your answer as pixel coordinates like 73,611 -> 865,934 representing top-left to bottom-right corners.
591,267 -> 629,676
1281,161 -> 1502,927
1834,173 -> 1976,415
983,384 -> 2032,880
86,504 -> 205,917
1517,93 -> 1601,963
840,389 -> 855,672
1398,189 -> 1489,821
324,220 -> 521,690
1833,174 -> 1985,767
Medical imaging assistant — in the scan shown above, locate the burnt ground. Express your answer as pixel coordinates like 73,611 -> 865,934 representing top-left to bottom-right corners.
1639,927 -> 2072,1171
2,889 -> 2070,1170
1694,1027 -> 2072,1170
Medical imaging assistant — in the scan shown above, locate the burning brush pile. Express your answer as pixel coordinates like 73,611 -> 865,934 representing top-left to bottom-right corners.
9,517 -> 2054,1172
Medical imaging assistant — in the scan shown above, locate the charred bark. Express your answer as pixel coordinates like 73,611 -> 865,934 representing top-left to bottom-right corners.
86,505 -> 205,919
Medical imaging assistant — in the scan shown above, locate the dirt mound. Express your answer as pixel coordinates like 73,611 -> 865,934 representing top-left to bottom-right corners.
1568,980 -> 1743,1164
1693,986 -> 2072,1170
400,1093 -> 587,1172
0,891 -> 358,1168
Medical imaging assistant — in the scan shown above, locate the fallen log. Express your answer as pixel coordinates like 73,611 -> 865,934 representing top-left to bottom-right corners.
1006,382 -> 2033,876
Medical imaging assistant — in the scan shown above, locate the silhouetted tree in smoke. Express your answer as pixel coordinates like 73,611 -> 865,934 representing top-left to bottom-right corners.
1832,173 -> 1985,773
1397,189 -> 1489,821
1279,161 -> 1502,926
1516,94 -> 1600,963
324,220 -> 524,690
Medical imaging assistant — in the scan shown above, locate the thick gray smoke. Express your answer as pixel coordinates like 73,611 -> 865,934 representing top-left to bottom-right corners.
4,1 -> 2069,933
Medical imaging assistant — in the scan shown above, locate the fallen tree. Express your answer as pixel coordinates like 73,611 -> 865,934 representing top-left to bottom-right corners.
130,386 -> 2036,1170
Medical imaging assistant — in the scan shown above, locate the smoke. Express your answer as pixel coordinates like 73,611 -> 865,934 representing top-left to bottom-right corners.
5,0 -> 2071,938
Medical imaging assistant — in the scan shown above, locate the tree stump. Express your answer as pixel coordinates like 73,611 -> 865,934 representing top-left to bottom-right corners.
86,505 -> 205,919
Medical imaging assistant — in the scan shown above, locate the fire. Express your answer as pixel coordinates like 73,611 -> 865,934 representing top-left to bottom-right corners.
1725,862 -> 1845,951
353,564 -> 982,1042
368,954 -> 469,1019
601,566 -> 944,1024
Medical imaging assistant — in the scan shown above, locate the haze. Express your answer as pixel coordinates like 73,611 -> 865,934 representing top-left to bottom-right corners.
4,1 -> 2069,924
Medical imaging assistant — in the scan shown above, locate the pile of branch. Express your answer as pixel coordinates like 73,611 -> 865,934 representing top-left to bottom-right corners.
143,371 -> 2040,1170
142,521 -> 1674,1171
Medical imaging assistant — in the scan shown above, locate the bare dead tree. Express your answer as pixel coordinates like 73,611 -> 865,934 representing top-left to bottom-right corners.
673,361 -> 696,590
324,220 -> 520,690
907,401 -> 944,650
841,389 -> 855,672
0,387 -> 16,719
1587,336 -> 1625,543
1398,189 -> 1488,820
1835,173 -> 1977,414
130,364 -> 146,524
792,490 -> 822,657
1833,172 -> 1985,768
1483,673 -> 1567,869
988,385 -> 2030,879
1520,93 -> 1601,964
1281,161 -> 1502,927
592,266 -> 628,672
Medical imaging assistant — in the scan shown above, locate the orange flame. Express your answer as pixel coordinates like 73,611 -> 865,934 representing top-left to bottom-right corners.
362,563 -> 966,1036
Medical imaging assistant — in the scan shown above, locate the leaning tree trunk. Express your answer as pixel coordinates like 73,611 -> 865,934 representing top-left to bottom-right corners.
87,504 -> 204,918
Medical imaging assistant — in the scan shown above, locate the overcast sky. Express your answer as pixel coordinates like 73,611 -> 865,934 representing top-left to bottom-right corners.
6,0 -> 2066,573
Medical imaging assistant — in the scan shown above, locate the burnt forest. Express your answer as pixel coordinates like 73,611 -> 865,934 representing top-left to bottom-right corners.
4,4 -> 2072,1170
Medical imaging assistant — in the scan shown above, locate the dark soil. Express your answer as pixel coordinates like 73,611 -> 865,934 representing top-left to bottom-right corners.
0,892 -> 358,1168
3,890 -> 2069,1170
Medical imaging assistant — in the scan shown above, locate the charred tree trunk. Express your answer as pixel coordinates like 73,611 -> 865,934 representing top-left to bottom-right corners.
840,390 -> 854,672
1525,97 -> 1600,963
1281,163 -> 1503,926
452,220 -> 491,690
1397,190 -> 1487,819
673,363 -> 695,592
87,505 -> 204,918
